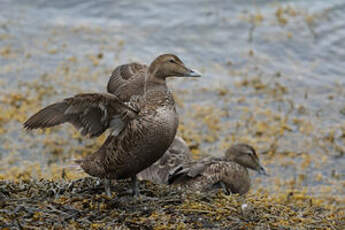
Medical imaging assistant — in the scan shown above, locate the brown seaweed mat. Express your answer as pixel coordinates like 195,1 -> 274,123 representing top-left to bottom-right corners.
0,177 -> 343,229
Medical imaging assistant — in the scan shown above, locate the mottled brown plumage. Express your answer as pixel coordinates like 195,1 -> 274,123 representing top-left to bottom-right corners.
168,144 -> 267,195
137,136 -> 191,184
107,62 -> 148,101
24,54 -> 201,196
107,63 -> 192,186
24,93 -> 134,138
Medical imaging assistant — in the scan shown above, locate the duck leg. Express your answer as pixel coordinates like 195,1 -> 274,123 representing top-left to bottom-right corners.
130,176 -> 159,200
104,179 -> 112,197
131,176 -> 140,197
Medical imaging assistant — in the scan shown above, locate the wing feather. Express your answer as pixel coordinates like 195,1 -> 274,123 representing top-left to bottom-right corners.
168,157 -> 222,184
107,63 -> 147,98
24,93 -> 139,138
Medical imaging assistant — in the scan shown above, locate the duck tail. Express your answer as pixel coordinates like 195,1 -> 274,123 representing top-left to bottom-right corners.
167,165 -> 184,184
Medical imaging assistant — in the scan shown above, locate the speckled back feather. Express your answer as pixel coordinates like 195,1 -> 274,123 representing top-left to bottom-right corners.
168,157 -> 250,195
107,63 -> 148,101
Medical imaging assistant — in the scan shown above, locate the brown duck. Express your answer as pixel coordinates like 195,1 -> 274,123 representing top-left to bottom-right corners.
168,144 -> 267,195
137,136 -> 191,184
24,54 -> 201,196
108,63 -> 192,185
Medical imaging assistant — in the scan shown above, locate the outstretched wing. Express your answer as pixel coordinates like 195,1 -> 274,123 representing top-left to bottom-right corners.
24,93 -> 139,138
137,136 -> 191,184
107,62 -> 147,100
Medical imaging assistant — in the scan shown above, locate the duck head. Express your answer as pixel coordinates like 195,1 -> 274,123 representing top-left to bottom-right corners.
225,143 -> 268,176
148,54 -> 201,82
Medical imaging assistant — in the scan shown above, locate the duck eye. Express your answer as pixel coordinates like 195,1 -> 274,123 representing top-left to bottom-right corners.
169,59 -> 175,63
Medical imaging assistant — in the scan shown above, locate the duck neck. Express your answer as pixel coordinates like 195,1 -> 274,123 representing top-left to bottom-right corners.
223,155 -> 234,162
145,71 -> 168,91
226,157 -> 250,174
228,157 -> 251,172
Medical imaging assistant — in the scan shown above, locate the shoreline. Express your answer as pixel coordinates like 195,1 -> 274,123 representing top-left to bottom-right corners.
0,177 -> 343,229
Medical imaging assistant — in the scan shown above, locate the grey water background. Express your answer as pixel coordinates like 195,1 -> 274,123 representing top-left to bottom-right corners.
0,0 -> 344,197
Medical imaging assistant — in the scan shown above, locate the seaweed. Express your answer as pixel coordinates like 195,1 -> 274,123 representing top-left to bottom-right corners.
0,178 -> 343,229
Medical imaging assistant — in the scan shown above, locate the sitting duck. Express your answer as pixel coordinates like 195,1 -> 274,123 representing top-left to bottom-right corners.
24,54 -> 201,197
168,144 -> 268,195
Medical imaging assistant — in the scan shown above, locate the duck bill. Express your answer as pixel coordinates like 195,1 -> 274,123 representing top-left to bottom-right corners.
184,68 -> 202,77
257,164 -> 269,176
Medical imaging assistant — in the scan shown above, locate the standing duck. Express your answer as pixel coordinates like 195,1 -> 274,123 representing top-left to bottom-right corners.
137,136 -> 191,184
107,61 -> 192,185
168,144 -> 267,195
24,54 -> 201,196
